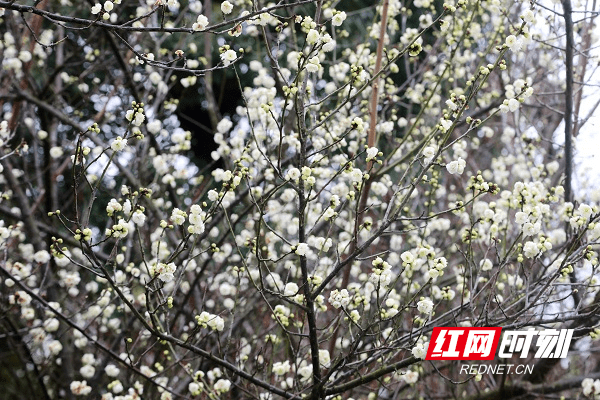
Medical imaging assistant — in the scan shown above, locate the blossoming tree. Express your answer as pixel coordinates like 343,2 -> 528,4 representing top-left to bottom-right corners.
1,0 -> 600,399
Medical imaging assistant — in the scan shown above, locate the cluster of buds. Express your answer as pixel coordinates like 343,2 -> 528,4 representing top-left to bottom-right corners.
74,228 -> 93,242
467,171 -> 500,194
125,101 -> 145,127
91,0 -> 122,20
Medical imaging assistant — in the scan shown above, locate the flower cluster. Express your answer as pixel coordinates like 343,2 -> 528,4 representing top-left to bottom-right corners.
195,311 -> 225,331
582,378 -> 600,398
125,101 -> 145,126
91,0 -> 121,20
328,288 -> 351,309
187,204 -> 205,234
369,257 -> 394,288
154,262 -> 177,282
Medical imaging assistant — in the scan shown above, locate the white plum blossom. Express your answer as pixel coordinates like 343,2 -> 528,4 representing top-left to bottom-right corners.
193,14 -> 209,31
411,342 -> 428,359
171,208 -> 187,225
132,210 -> 146,226
208,190 -> 219,201
306,56 -> 320,73
295,243 -> 309,256
319,349 -> 331,367
9,291 -> 32,306
323,207 -> 336,220
272,360 -> 291,375
44,318 -> 60,332
125,109 -> 145,126
505,35 -> 522,52
220,49 -> 237,66
196,311 -> 225,331
439,118 -> 453,132
70,381 -> 92,396
155,262 -> 177,282
106,198 -> 122,216
352,117 -> 365,132
111,380 -> 124,394
47,340 -> 63,356
217,118 -> 233,133
19,51 -> 32,63
147,120 -> 162,134
328,289 -> 351,308
306,29 -> 320,45
417,298 -> 434,314
350,169 -> 363,183
298,364 -> 312,382
285,167 -> 301,181
214,379 -> 231,392
50,146 -> 64,159
402,370 -> 419,384
80,364 -> 95,379
446,99 -> 458,110
521,9 -> 535,23
423,146 -> 436,162
480,259 -> 493,271
188,205 -> 205,235
400,251 -> 415,266
523,241 -> 539,258
322,34 -> 336,52
523,221 -> 541,237
505,98 -> 520,112
366,147 -> 379,161
446,157 -> 466,175
189,381 -> 202,395
370,257 -> 393,288
428,257 -> 447,279
331,11 -> 347,26
221,1 -> 233,14
105,364 -> 120,377
582,378 -> 600,397
33,250 -> 51,264
110,136 -> 127,151
578,203 -> 594,220
515,211 -> 529,224
207,315 -> 225,331
284,282 -> 299,296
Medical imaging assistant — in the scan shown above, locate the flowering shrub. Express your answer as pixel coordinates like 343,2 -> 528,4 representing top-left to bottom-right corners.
1,0 -> 599,399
